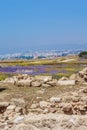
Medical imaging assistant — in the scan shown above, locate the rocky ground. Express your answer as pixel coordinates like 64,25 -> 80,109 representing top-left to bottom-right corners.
0,68 -> 87,130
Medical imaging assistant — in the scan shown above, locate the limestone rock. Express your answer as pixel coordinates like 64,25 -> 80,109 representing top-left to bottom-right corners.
58,80 -> 75,86
31,81 -> 41,87
3,78 -> 15,85
50,97 -> 61,103
0,102 -> 10,114
39,101 -> 50,109
0,102 -> 10,107
84,75 -> 87,82
83,88 -> 87,93
59,76 -> 68,81
62,103 -> 73,114
17,79 -> 31,87
72,97 -> 80,102
11,98 -> 25,106
69,74 -> 77,80
7,105 -> 16,111
79,71 -> 85,78
15,107 -> 23,113
35,76 -> 52,82
30,103 -> 38,109
42,83 -> 51,87
43,108 -> 49,114
82,68 -> 87,73
47,79 -> 57,86
13,116 -> 24,124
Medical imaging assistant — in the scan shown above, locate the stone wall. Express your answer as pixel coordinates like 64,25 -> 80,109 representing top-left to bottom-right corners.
1,67 -> 87,87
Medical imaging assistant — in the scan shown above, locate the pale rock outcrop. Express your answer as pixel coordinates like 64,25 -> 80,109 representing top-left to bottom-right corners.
3,78 -> 15,85
57,80 -> 75,86
69,74 -> 77,80
47,79 -> 57,86
0,102 -> 10,114
39,101 -> 50,109
31,81 -> 41,87
17,79 -> 31,87
59,76 -> 68,81
10,98 -> 25,107
50,97 -> 61,103
75,68 -> 87,83
30,103 -> 39,109
42,83 -> 51,87
82,67 -> 87,73
13,116 -> 24,124
7,105 -> 16,111
62,103 -> 73,114
35,75 -> 52,82
79,71 -> 84,78
83,75 -> 87,82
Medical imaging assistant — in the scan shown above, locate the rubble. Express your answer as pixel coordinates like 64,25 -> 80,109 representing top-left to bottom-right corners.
1,68 -> 87,87
1,68 -> 87,129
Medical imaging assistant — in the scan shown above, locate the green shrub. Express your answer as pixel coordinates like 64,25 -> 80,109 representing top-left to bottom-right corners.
79,51 -> 87,58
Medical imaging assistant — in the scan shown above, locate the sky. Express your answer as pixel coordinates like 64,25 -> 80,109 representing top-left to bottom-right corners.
0,0 -> 87,54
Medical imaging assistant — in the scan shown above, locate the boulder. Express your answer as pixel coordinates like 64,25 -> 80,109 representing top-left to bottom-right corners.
50,97 -> 61,103
11,98 -> 25,106
49,107 -> 57,113
72,97 -> 80,102
39,101 -> 50,109
13,116 -> 24,124
47,79 -> 57,86
82,68 -> 87,73
3,78 -> 15,85
79,71 -> 84,78
42,83 -> 51,87
30,103 -> 39,109
31,81 -> 41,87
69,74 -> 77,80
21,74 -> 29,79
15,107 -> 23,114
83,88 -> 87,93
12,76 -> 18,84
35,76 -> 52,82
17,79 -> 32,87
75,75 -> 84,83
62,103 -> 73,114
0,102 -> 10,114
0,102 -> 10,107
84,75 -> 87,82
57,80 -> 75,86
59,77 -> 68,81
43,108 -> 49,114
7,105 -> 16,111
17,75 -> 24,80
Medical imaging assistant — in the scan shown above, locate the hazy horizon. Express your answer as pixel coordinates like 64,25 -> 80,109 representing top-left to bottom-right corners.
0,0 -> 87,54
0,42 -> 87,55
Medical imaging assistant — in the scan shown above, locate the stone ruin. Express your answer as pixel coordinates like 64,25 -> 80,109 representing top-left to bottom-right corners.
0,68 -> 87,129
1,67 -> 87,87
58,67 -> 87,85
1,75 -> 58,87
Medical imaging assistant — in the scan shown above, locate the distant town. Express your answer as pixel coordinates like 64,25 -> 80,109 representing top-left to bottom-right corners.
0,49 -> 84,60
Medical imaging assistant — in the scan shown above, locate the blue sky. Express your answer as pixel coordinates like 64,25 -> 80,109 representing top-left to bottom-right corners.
0,0 -> 87,54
